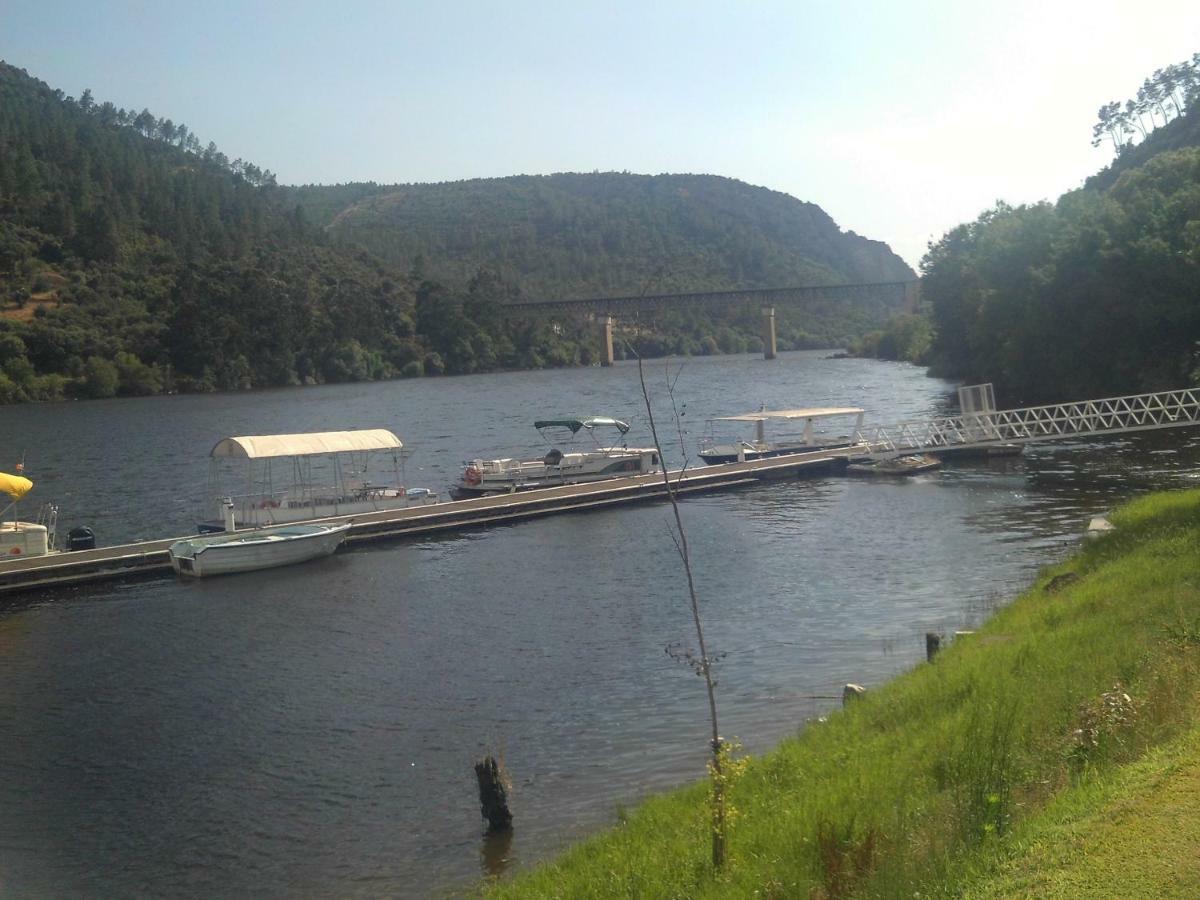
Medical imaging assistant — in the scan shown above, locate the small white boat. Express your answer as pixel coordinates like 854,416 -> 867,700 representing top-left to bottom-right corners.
169,521 -> 351,578
454,417 -> 660,497
699,407 -> 866,464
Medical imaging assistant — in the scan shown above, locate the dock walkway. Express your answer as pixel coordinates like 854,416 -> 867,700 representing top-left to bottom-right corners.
0,445 -> 857,596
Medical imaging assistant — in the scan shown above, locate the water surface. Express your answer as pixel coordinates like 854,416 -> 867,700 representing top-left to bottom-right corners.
2,352 -> 1198,896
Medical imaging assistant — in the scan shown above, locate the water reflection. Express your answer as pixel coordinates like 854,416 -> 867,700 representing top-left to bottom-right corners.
480,827 -> 514,879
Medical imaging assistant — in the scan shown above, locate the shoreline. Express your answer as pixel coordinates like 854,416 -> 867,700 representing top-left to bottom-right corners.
487,488 -> 1200,897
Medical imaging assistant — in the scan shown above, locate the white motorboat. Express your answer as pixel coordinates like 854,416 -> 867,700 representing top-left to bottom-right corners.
199,429 -> 439,532
169,521 -> 351,578
0,470 -> 58,559
454,417 -> 660,497
699,407 -> 866,465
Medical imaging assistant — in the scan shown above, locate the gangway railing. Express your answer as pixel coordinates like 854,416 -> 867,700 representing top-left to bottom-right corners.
856,387 -> 1200,457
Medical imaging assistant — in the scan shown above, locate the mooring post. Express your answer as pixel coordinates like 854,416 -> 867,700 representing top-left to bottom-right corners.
600,315 -> 615,367
925,631 -> 942,662
761,307 -> 777,360
474,755 -> 513,832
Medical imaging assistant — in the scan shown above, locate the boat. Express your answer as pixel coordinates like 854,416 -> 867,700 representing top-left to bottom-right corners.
199,429 -> 439,532
454,417 -> 660,497
0,469 -> 58,558
699,407 -> 866,465
846,454 -> 942,477
169,520 -> 352,578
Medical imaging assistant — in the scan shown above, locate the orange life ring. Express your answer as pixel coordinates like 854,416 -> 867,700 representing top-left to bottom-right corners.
464,466 -> 482,486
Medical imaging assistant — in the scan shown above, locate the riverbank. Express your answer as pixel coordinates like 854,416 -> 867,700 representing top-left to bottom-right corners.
488,488 -> 1200,897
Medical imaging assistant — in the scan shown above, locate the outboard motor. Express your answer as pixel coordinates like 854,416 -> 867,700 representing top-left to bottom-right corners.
66,525 -> 96,551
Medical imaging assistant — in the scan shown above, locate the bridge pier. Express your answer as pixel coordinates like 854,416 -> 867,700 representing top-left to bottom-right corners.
600,315 -> 614,367
761,307 -> 777,360
903,280 -> 921,314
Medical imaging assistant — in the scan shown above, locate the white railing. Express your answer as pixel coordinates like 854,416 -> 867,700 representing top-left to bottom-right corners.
856,387 -> 1200,456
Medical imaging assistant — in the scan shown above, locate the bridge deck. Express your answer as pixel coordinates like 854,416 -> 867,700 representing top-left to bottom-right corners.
503,280 -> 917,313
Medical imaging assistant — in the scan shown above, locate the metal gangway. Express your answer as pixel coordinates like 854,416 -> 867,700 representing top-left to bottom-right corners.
856,385 -> 1200,458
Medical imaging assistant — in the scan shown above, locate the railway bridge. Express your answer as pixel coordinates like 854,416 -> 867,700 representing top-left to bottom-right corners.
501,280 -> 921,364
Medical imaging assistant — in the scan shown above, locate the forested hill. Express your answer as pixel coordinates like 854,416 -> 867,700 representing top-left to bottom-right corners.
921,53 -> 1200,404
1086,99 -> 1200,191
285,173 -> 914,298
0,62 -> 611,400
0,60 -> 914,405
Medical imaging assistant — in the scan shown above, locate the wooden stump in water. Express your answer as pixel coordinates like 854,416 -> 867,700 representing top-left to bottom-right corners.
475,755 -> 513,832
926,632 -> 942,662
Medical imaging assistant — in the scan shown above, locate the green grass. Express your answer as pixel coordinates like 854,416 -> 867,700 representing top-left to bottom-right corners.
485,489 -> 1200,898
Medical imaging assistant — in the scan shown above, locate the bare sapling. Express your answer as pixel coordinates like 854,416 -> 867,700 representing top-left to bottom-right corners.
626,340 -> 729,869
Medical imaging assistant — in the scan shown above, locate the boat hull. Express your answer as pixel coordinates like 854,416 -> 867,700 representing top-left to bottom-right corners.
699,441 -> 854,465
455,449 -> 659,497
198,489 -> 438,533
0,521 -> 50,558
170,523 -> 351,578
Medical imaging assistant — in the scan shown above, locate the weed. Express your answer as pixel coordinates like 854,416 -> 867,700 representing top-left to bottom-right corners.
812,817 -> 877,899
1067,683 -> 1140,773
948,700 -> 1018,842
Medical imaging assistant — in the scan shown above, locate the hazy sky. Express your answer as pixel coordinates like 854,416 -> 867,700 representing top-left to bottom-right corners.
3,1 -> 1197,268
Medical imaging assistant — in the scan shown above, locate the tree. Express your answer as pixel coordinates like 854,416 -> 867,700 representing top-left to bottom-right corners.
79,356 -> 119,398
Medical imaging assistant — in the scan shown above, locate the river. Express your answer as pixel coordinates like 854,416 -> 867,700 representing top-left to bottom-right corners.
2,352 -> 1198,896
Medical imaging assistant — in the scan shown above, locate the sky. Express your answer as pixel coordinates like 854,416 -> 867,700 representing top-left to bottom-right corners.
2,1 -> 1198,268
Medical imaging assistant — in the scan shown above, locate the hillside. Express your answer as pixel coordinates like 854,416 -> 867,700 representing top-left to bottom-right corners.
0,62 -> 605,400
286,173 -> 914,299
0,61 -> 915,404
920,56 -> 1200,405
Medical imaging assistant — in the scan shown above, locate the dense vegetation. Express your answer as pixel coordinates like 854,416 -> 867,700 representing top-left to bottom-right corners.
920,54 -> 1200,404
0,62 -> 631,402
0,60 -> 914,404
291,174 -> 916,361
287,173 -> 913,299
489,488 -> 1200,897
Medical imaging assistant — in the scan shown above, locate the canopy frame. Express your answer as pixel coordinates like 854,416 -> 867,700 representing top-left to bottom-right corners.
533,417 -> 631,435
709,407 -> 866,445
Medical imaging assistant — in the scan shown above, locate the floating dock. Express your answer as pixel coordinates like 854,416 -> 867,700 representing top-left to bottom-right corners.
0,445 -> 859,596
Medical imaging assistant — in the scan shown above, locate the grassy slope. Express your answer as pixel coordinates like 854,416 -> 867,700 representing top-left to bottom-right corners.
964,726 -> 1200,898
487,489 -> 1200,898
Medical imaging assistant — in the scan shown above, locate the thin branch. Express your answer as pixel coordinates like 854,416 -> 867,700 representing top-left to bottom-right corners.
626,337 -> 726,868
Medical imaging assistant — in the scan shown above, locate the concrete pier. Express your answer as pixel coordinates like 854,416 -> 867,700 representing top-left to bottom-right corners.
761,307 -> 777,360
601,315 -> 615,366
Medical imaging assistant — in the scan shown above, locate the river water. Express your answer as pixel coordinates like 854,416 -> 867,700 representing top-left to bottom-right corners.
2,352 -> 1199,897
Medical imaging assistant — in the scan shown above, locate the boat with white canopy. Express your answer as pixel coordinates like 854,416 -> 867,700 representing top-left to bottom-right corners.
200,428 -> 438,532
0,469 -> 58,558
454,417 -> 660,497
698,407 -> 866,465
